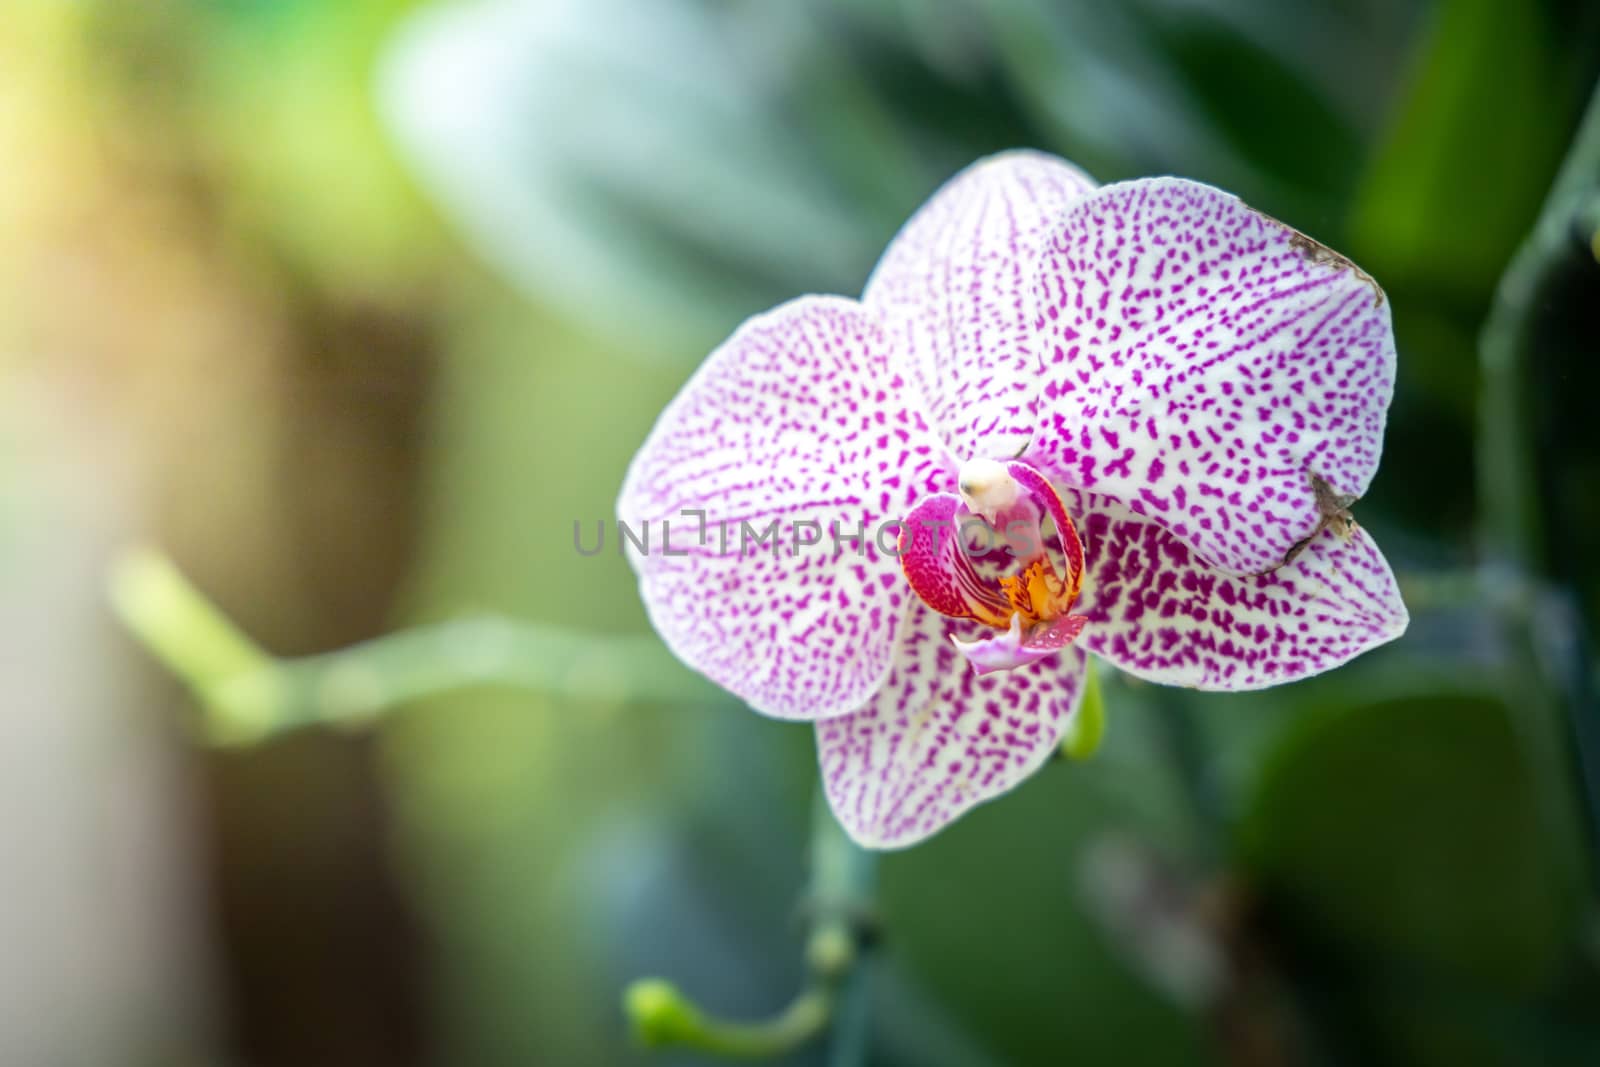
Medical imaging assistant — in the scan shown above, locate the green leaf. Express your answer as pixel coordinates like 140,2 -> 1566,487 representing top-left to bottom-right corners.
1347,0 -> 1587,297
1240,693 -> 1577,992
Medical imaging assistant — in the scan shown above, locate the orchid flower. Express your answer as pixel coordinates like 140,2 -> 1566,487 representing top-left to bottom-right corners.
618,151 -> 1407,849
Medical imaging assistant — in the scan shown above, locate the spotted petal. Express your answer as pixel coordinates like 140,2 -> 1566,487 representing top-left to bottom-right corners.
1028,178 -> 1395,577
865,149 -> 1097,463
1071,490 -> 1407,690
617,297 -> 951,720
817,603 -> 1088,849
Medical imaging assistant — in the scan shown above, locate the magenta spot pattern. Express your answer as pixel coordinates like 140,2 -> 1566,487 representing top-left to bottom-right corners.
816,606 -> 1086,849
617,296 -> 953,721
1027,178 -> 1394,576
1067,488 -> 1406,690
865,150 -> 1096,462
618,153 -> 1407,848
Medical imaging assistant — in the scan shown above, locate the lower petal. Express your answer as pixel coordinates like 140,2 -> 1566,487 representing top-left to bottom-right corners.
1071,490 -> 1407,690
816,603 -> 1089,849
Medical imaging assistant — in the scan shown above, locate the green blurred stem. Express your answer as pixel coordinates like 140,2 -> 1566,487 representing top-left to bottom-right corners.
625,796 -> 878,1062
1157,700 -> 1224,860
1480,81 -> 1600,565
108,546 -> 701,745
1478,79 -> 1600,885
108,548 -> 275,697
625,982 -> 834,1059
811,793 -> 879,1067
113,550 -> 884,1055
1060,657 -> 1107,760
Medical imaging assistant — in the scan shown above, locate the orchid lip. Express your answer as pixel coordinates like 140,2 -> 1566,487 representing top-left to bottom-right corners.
898,459 -> 1088,672
950,612 -> 1090,676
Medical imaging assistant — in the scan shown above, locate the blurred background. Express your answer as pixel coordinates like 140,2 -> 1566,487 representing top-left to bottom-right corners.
4,0 -> 1600,1064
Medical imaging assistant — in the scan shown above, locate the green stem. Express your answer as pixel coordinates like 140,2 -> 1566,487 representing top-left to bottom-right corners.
108,546 -> 703,744
1477,78 -> 1600,887
624,982 -> 834,1059
1479,82 -> 1600,566
111,549 -> 887,1053
625,795 -> 879,1061
1157,699 -> 1224,860
810,792 -> 878,1067
108,548 -> 274,692
1060,656 -> 1106,760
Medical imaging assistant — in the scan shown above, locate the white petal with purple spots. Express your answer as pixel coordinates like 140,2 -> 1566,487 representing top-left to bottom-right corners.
618,296 -> 952,720
1070,489 -> 1407,690
622,154 -> 1410,850
817,603 -> 1088,849
1028,177 -> 1395,577
865,150 -> 1097,463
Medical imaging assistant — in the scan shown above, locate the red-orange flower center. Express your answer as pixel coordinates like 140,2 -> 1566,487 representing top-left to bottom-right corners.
897,459 -> 1089,674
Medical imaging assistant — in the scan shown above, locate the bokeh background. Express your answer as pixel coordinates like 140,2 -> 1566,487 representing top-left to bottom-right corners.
4,0 -> 1600,1064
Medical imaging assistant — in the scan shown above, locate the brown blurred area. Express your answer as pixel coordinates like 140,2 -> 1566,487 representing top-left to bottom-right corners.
0,5 -> 441,1063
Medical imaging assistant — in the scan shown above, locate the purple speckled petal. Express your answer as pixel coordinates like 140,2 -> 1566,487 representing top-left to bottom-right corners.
865,150 -> 1097,463
1070,489 -> 1407,690
1027,178 -> 1395,577
817,603 -> 1088,849
617,296 -> 953,721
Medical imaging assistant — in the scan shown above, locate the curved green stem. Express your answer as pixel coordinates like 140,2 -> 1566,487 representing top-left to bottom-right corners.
1477,78 -> 1600,888
624,795 -> 879,1061
108,546 -> 703,744
624,982 -> 834,1059
108,547 -> 274,693
112,547 -> 885,1054
1157,699 -> 1224,860
1478,110 -> 1600,565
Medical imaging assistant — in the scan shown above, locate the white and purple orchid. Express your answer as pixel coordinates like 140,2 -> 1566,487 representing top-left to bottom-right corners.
618,150 -> 1407,849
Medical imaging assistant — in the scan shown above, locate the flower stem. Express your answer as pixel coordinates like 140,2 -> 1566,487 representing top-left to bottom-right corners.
111,549 -> 886,1054
1477,77 -> 1600,888
624,981 -> 834,1059
1060,657 -> 1106,760
108,547 -> 274,693
1479,84 -> 1600,566
811,793 -> 879,1067
624,794 -> 878,1061
108,546 -> 702,744
1157,700 -> 1225,859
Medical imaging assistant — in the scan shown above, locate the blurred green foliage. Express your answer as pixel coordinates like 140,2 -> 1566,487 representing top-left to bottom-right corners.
7,0 -> 1600,1064
1245,693 -> 1573,984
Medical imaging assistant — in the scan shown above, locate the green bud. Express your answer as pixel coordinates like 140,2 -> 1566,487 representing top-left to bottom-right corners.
623,978 -> 702,1048
805,923 -> 856,981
